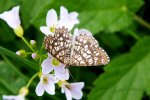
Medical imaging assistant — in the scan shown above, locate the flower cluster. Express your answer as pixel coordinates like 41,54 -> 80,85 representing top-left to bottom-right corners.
36,6 -> 84,100
0,6 -> 84,100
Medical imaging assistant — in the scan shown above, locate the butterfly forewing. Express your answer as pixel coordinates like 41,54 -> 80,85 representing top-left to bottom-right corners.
44,27 -> 72,66
70,33 -> 110,66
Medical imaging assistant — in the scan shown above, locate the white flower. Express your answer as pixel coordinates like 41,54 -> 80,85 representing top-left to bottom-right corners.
61,81 -> 84,100
0,6 -> 20,29
0,6 -> 23,37
59,6 -> 79,31
41,54 -> 69,80
35,74 -> 57,96
40,6 -> 79,35
3,95 -> 25,100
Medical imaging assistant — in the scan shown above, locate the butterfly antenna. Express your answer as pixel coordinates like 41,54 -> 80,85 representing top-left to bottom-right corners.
68,69 -> 76,82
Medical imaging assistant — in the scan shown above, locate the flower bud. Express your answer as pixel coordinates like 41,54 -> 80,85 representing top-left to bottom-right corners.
30,40 -> 36,48
19,87 -> 29,96
16,50 -> 27,57
31,53 -> 39,60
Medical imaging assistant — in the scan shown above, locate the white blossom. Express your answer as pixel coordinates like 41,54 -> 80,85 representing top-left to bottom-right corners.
35,74 -> 57,96
41,54 -> 69,80
0,6 -> 21,29
40,6 -> 79,35
61,81 -> 84,100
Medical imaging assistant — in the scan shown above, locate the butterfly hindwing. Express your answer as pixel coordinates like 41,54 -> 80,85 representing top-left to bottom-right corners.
70,33 -> 110,66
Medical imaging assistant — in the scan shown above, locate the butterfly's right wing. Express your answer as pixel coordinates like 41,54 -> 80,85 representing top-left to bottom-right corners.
44,27 -> 72,66
69,29 -> 110,66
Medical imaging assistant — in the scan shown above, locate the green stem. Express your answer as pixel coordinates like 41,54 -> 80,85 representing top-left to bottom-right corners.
131,13 -> 150,30
125,30 -> 141,41
21,36 -> 35,52
26,73 -> 39,88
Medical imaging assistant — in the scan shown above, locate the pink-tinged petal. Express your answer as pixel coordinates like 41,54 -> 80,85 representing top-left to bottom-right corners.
16,95 -> 25,100
72,28 -> 78,42
64,88 -> 72,100
47,74 -> 58,83
78,29 -> 93,36
35,83 -> 44,96
57,20 -> 73,31
3,95 -> 17,99
61,85 -> 65,93
0,6 -> 20,29
40,26 -> 53,35
70,82 -> 85,90
54,65 -> 69,80
60,6 -> 68,20
69,12 -> 78,20
48,53 -> 53,58
41,58 -> 54,74
46,9 -> 58,27
71,90 -> 83,99
43,81 -> 55,95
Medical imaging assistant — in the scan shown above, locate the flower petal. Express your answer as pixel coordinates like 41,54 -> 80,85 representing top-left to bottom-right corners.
0,6 -> 20,29
43,80 -> 55,95
46,9 -> 58,27
3,95 -> 17,99
72,28 -> 78,42
61,85 -> 65,93
35,83 -> 44,96
41,58 -> 54,74
57,20 -> 73,31
71,90 -> 83,99
16,95 -> 25,100
70,82 -> 85,90
54,65 -> 69,80
40,26 -> 53,35
69,12 -> 79,20
60,6 -> 68,20
64,87 -> 72,100
78,29 -> 93,36
47,74 -> 58,83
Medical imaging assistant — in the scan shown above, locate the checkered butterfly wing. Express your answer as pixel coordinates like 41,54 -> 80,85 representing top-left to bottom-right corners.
69,29 -> 110,66
44,27 -> 72,66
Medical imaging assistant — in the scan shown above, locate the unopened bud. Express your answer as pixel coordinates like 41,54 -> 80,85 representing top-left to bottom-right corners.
30,40 -> 36,48
31,53 -> 39,60
14,25 -> 24,37
19,87 -> 29,96
16,50 -> 27,57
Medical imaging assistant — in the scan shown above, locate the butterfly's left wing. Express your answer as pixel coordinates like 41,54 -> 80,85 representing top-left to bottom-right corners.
44,27 -> 72,66
69,29 -> 110,66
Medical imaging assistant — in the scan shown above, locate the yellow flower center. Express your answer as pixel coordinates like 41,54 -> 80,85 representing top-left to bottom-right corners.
57,80 -> 68,87
52,58 -> 60,66
49,26 -> 55,33
42,76 -> 48,84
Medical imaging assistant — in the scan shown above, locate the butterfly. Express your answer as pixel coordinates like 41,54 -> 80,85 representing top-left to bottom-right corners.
44,27 -> 110,67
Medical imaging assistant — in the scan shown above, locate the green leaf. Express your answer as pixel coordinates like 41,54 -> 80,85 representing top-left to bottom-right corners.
31,0 -> 144,34
0,46 -> 38,71
0,0 -> 20,13
88,37 -> 150,100
0,60 -> 27,96
21,0 -> 53,29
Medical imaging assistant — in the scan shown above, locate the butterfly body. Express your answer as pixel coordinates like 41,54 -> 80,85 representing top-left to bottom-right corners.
44,27 -> 110,67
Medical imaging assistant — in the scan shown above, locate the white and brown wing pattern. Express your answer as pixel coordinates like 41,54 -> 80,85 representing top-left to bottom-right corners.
70,33 -> 110,66
44,27 -> 72,66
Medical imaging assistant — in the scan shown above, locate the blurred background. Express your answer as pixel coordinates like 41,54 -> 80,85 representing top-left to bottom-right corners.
0,0 -> 150,100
